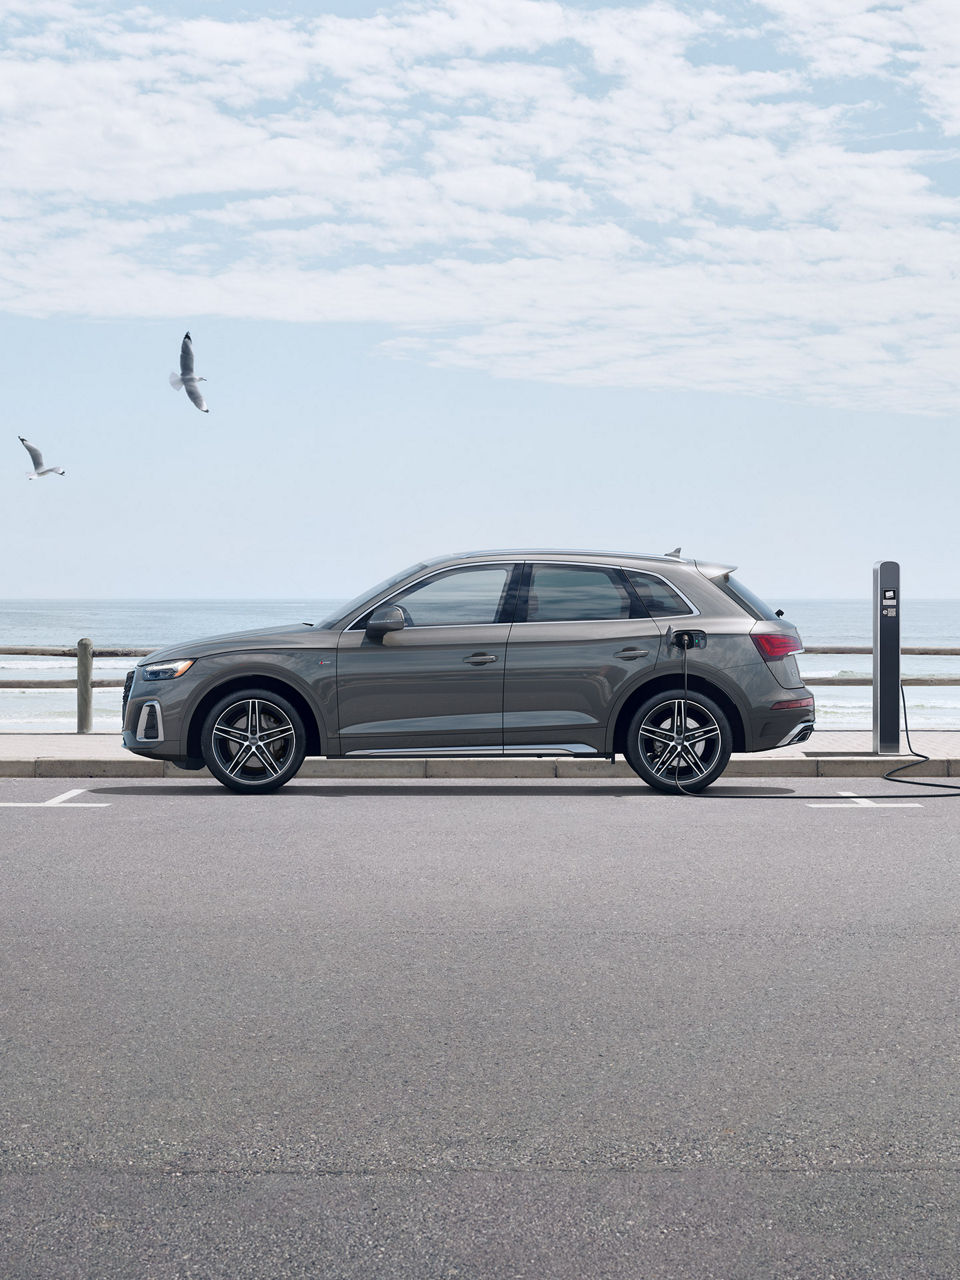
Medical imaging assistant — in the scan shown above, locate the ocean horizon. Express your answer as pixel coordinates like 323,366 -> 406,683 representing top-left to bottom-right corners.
2,597 -> 958,733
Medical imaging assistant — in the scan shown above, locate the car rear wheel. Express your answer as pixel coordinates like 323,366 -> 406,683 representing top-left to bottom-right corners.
624,688 -> 732,794
201,689 -> 306,793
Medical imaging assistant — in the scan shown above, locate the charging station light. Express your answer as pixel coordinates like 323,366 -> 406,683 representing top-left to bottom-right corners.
752,634 -> 803,660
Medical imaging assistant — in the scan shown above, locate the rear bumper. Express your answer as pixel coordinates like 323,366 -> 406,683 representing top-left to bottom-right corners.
774,719 -> 815,748
745,699 -> 816,753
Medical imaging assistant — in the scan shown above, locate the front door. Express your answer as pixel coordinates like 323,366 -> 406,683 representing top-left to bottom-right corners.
336,562 -> 518,754
503,562 -> 662,754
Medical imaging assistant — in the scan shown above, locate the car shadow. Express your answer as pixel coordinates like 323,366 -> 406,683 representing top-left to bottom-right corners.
90,782 -> 800,799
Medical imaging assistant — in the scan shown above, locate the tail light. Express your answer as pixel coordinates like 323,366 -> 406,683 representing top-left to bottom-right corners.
752,633 -> 803,660
771,697 -> 814,710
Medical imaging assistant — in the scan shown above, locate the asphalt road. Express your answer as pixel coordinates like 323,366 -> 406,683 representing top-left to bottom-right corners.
3,775 -> 960,1279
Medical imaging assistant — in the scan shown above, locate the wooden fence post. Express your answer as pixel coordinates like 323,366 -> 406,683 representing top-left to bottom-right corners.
76,638 -> 93,734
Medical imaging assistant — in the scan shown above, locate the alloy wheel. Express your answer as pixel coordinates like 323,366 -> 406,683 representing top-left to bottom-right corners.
209,697 -> 298,782
637,697 -> 724,783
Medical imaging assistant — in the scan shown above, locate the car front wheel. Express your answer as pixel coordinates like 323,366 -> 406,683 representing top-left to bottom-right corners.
200,689 -> 306,793
624,689 -> 732,794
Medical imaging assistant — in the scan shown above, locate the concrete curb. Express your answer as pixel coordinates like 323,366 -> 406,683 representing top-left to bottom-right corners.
0,756 -> 956,779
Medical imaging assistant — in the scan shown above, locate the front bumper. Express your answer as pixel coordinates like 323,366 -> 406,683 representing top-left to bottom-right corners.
122,667 -> 190,761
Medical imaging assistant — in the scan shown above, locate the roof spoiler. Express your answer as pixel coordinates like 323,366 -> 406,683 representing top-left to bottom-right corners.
694,560 -> 737,580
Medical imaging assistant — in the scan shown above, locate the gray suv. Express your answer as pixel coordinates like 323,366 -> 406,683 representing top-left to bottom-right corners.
122,549 -> 814,794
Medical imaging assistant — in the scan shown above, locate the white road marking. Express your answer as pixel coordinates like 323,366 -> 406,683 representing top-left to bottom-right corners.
46,788 -> 90,805
0,788 -> 110,808
808,790 -> 922,809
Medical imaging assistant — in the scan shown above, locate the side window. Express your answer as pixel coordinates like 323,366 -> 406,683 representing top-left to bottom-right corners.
524,564 -> 634,622
388,565 -> 512,627
625,570 -> 693,617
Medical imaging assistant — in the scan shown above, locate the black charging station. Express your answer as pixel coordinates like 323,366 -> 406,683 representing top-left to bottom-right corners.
873,560 -> 900,755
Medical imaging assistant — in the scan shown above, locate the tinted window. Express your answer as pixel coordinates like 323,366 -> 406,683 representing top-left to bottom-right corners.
525,565 -> 633,622
389,566 -> 512,626
625,570 -> 693,617
715,574 -> 782,622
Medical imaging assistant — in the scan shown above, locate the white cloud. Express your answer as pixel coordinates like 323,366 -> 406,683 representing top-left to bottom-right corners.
1,0 -> 959,412
765,0 -> 960,132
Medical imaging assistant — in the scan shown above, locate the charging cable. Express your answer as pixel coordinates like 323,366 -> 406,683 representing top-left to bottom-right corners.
664,632 -> 960,799
880,683 -> 960,795
671,631 -> 697,797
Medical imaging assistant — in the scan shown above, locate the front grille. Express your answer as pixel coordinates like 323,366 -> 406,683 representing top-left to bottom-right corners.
122,670 -> 134,724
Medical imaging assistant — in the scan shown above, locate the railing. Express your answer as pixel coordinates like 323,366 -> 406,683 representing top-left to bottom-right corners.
802,647 -> 960,684
1,642 -> 959,734
0,641 -> 151,732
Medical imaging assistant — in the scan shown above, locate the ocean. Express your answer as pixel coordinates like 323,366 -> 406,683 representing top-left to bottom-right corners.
1,598 -> 958,733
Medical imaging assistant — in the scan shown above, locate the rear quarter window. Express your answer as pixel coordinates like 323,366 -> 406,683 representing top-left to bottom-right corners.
624,571 -> 693,617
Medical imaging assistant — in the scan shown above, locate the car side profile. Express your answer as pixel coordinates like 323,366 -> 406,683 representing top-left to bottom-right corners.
122,549 -> 815,794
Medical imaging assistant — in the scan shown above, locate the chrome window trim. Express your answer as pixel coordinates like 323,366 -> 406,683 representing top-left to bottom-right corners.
135,700 -> 164,743
344,561 -> 519,631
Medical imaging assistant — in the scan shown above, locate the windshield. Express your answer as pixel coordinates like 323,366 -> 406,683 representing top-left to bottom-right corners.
315,561 -> 429,629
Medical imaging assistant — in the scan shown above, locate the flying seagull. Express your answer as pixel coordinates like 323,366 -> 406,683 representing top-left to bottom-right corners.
19,436 -> 65,479
169,331 -> 209,412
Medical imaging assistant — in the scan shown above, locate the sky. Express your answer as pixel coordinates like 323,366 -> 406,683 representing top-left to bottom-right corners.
2,0 -> 959,601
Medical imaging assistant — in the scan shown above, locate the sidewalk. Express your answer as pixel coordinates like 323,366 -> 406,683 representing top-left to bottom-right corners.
0,730 -> 957,778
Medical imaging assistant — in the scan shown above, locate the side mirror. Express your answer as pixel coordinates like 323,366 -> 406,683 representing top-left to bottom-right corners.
366,604 -> 406,641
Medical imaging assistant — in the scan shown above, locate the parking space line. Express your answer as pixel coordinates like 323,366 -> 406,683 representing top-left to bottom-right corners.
0,788 -> 110,808
807,790 -> 922,809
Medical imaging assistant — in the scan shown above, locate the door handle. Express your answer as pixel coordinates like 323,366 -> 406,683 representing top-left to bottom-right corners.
463,652 -> 498,665
615,647 -> 649,660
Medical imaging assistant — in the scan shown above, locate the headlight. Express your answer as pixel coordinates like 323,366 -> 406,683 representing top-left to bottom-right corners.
140,659 -> 195,681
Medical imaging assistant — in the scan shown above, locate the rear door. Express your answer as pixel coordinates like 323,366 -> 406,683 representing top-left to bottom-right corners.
503,562 -> 662,754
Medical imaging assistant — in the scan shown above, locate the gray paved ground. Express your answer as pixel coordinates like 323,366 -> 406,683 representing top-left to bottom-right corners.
3,776 -> 960,1278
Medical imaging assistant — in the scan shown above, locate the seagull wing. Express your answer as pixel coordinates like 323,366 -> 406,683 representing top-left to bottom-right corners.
180,332 -> 195,377
19,436 -> 44,470
184,379 -> 209,413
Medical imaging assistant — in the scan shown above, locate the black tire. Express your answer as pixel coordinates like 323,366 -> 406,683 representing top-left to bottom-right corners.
200,688 -> 306,793
623,688 -> 732,794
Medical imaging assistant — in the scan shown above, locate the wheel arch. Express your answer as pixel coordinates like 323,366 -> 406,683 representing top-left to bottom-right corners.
610,672 -> 747,757
186,675 -> 325,761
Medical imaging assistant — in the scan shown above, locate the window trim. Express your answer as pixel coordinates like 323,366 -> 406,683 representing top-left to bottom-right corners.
346,561 -> 523,631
